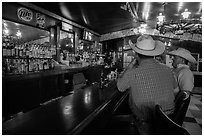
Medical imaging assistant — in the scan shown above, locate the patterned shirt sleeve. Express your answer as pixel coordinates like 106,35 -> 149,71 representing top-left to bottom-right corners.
178,69 -> 194,91
117,69 -> 131,92
172,71 -> 179,94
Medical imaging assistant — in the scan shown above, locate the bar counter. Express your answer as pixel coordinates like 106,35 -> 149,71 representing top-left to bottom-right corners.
2,81 -> 127,135
2,65 -> 106,120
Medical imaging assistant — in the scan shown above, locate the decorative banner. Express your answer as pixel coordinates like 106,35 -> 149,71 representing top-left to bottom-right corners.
36,13 -> 46,28
100,28 -> 202,43
17,7 -> 33,22
100,28 -> 136,41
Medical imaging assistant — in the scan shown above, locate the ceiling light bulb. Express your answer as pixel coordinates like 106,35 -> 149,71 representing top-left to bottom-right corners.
141,23 -> 147,28
3,28 -> 9,35
16,30 -> 22,37
168,42 -> 171,46
181,8 -> 191,19
157,13 -> 165,23
3,22 -> 7,27
138,27 -> 146,34
164,42 -> 167,45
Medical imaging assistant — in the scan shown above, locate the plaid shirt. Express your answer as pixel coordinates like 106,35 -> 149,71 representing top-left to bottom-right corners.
117,59 -> 177,121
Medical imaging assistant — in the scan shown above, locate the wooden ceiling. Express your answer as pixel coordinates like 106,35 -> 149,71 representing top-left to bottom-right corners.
2,2 -> 202,44
31,2 -> 202,34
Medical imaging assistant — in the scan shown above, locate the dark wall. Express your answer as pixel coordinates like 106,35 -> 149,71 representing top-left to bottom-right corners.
2,2 -> 58,30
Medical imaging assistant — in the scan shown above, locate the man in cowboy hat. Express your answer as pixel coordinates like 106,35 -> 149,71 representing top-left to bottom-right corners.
168,48 -> 197,93
117,35 -> 178,134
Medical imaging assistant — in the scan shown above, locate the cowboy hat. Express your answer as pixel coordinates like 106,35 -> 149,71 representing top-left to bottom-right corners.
129,35 -> 165,56
168,48 -> 197,63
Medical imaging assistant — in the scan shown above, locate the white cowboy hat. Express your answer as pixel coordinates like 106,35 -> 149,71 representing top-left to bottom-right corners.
129,35 -> 165,56
168,48 -> 197,64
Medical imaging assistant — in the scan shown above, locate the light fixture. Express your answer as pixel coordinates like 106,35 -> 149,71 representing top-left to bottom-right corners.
164,41 -> 167,46
181,9 -> 191,19
138,28 -> 146,34
177,2 -> 183,12
167,42 -> 171,46
138,23 -> 147,34
79,45 -> 83,50
157,13 -> 165,24
3,21 -> 7,27
15,23 -> 20,26
16,30 -> 22,38
3,28 -> 9,36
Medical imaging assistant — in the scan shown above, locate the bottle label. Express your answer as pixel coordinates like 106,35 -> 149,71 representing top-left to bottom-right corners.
7,49 -> 11,56
3,49 -> 7,56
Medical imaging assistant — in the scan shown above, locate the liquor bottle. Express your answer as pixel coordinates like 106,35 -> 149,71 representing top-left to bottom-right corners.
19,44 -> 23,57
21,44 -> 25,57
15,43 -> 19,57
24,59 -> 28,74
39,59 -> 43,71
28,59 -> 33,72
6,59 -> 11,74
114,69 -> 118,80
25,43 -> 29,57
20,59 -> 25,74
2,58 -> 7,75
100,71 -> 105,89
29,43 -> 32,58
6,40 -> 11,57
43,59 -> 48,70
10,42 -> 15,57
51,59 -> 54,69
35,45 -> 39,58
2,40 -> 7,57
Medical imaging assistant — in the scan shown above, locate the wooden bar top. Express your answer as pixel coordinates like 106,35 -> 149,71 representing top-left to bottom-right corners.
3,65 -> 104,81
2,81 -> 124,135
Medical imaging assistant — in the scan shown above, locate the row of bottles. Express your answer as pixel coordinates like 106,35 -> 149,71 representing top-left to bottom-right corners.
99,69 -> 118,89
2,39 -> 56,58
2,36 -> 56,75
3,58 -> 54,75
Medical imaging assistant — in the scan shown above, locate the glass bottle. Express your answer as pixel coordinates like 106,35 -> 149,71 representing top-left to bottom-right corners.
6,40 -> 11,57
100,71 -> 105,89
2,40 -> 7,57
11,42 -> 15,57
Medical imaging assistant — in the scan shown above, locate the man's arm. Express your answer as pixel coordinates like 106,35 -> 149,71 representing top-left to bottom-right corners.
117,59 -> 136,92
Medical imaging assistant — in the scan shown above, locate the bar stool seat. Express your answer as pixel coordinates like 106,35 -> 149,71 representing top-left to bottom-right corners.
172,90 -> 191,126
73,73 -> 87,91
155,104 -> 190,135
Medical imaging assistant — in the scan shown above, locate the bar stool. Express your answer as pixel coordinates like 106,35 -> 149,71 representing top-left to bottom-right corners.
172,90 -> 191,126
73,73 -> 87,91
155,104 -> 190,135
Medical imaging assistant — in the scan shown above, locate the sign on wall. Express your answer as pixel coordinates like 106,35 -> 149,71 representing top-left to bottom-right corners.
62,22 -> 73,32
17,7 -> 33,22
36,13 -> 46,28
